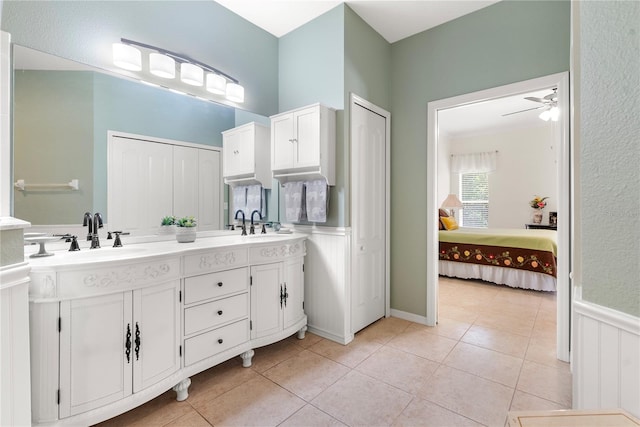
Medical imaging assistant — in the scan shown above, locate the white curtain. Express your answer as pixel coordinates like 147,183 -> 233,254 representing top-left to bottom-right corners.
450,151 -> 497,173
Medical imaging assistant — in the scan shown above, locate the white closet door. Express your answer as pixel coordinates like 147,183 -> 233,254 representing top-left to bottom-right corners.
198,149 -> 222,230
108,137 -> 173,234
173,146 -> 199,219
351,101 -> 387,334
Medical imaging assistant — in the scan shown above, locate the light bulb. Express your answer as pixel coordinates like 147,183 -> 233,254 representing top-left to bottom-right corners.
206,73 -> 227,95
180,63 -> 203,86
149,53 -> 175,79
225,83 -> 245,103
112,43 -> 141,71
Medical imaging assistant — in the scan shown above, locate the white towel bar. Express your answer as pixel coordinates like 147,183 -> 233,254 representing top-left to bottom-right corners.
14,179 -> 79,191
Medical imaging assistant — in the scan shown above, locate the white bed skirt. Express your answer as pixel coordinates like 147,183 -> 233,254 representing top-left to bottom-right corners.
439,260 -> 557,292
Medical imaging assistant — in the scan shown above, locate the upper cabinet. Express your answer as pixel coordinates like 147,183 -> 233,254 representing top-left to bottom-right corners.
270,104 -> 335,185
222,122 -> 271,189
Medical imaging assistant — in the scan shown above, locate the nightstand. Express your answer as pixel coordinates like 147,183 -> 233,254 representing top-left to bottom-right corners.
525,224 -> 557,230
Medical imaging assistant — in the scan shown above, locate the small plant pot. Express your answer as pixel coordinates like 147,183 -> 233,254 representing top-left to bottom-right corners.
176,227 -> 197,243
158,225 -> 176,235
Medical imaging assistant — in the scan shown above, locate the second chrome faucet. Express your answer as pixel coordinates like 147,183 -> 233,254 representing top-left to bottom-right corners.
83,212 -> 103,249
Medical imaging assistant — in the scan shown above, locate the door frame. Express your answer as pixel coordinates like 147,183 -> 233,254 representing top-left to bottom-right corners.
426,72 -> 571,362
350,93 -> 392,328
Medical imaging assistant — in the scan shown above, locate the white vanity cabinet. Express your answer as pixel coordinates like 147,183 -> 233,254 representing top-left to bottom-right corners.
270,103 -> 336,185
250,258 -> 304,340
222,122 -> 271,188
58,280 -> 180,418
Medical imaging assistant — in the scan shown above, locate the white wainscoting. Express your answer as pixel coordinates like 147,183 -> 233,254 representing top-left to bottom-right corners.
292,226 -> 353,344
573,299 -> 640,418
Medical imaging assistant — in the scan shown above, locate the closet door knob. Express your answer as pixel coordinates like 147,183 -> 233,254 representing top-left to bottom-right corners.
217,282 -> 223,287
218,338 -> 223,344
217,310 -> 223,316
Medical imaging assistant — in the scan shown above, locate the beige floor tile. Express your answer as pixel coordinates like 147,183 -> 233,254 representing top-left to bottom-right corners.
516,360 -> 572,407
420,365 -> 515,427
312,370 -> 412,426
531,317 -> 557,341
444,342 -> 524,387
263,349 -> 349,401
474,311 -> 536,337
525,336 -> 568,369
95,390 -> 193,427
461,324 -> 530,359
437,303 -> 479,323
408,316 -> 472,340
163,407 -> 212,427
355,346 -> 439,396
355,316 -> 412,344
393,398 -> 484,426
192,375 -> 305,426
308,335 -> 382,368
387,326 -> 458,362
280,404 -> 346,426
509,390 -> 569,412
287,331 -> 324,349
249,337 -> 305,373
187,358 -> 261,407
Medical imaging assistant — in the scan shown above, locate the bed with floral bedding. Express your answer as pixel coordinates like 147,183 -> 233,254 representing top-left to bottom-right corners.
438,226 -> 558,292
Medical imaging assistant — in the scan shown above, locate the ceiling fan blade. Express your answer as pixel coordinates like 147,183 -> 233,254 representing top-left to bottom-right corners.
524,96 -> 548,103
501,106 -> 544,117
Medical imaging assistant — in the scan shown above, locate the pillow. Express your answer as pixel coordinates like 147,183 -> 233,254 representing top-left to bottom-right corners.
438,209 -> 449,230
440,216 -> 459,230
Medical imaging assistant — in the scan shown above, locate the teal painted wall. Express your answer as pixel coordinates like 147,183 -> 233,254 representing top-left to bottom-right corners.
389,0 -> 570,316
577,1 -> 640,317
1,0 -> 278,116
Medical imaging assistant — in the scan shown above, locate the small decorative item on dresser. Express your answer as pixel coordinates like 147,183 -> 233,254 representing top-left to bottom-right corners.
175,216 -> 197,243
549,211 -> 558,226
159,215 -> 176,234
529,195 -> 548,224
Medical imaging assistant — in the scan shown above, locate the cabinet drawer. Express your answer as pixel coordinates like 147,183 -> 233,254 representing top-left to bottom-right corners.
184,267 -> 248,305
184,319 -> 249,366
184,293 -> 248,336
183,248 -> 248,276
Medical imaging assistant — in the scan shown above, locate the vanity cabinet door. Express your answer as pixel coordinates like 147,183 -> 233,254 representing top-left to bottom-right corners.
250,263 -> 283,339
223,124 -> 254,177
59,292 -> 133,418
132,280 -> 180,393
271,114 -> 295,171
292,106 -> 321,169
283,258 -> 305,330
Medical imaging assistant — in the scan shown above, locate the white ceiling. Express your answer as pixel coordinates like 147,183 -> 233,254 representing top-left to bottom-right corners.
213,0 -> 500,43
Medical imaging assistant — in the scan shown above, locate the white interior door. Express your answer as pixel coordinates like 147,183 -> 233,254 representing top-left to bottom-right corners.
351,96 -> 389,334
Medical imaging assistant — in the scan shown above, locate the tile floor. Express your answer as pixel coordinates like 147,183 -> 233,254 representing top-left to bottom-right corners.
96,277 -> 571,427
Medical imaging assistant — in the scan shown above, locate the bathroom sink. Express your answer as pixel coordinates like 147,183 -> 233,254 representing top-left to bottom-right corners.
50,245 -> 151,261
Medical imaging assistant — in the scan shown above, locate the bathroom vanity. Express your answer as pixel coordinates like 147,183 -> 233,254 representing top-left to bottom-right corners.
27,232 -> 307,426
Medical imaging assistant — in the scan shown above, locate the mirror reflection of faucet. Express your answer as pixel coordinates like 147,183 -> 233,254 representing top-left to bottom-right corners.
250,210 -> 263,235
234,209 -> 247,236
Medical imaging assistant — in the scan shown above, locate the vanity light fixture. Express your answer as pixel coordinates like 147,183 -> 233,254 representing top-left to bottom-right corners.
112,43 -> 142,71
113,38 -> 245,102
149,53 -> 175,79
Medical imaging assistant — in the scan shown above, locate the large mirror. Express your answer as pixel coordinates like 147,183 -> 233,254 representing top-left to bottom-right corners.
11,45 -> 274,229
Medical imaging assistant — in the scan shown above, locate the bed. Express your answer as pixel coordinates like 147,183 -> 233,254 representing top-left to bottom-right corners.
438,226 -> 557,292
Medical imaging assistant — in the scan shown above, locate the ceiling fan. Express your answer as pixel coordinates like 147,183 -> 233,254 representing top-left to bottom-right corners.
502,88 -> 558,118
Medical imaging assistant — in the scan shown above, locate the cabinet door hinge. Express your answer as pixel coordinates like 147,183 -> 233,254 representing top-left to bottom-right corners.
250,276 -> 253,286
57,389 -> 60,405
58,317 -> 62,333
302,301 -> 305,310
179,345 -> 182,357
250,320 -> 253,330
179,290 -> 182,303
302,263 -> 305,273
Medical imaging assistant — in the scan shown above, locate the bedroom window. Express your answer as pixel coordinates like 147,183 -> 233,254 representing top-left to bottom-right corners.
460,172 -> 489,228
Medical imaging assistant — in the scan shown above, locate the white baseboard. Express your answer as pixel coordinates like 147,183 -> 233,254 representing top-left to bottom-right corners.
573,299 -> 640,418
390,308 -> 428,326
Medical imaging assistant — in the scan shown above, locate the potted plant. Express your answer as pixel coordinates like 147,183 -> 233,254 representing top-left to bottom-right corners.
529,196 -> 548,224
175,216 -> 197,243
159,215 -> 176,234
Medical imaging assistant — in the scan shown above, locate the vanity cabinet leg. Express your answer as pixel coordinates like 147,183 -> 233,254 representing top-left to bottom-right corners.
297,325 -> 307,340
173,377 -> 191,401
240,349 -> 254,367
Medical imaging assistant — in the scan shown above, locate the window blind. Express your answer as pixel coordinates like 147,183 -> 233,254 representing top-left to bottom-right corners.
460,172 -> 489,228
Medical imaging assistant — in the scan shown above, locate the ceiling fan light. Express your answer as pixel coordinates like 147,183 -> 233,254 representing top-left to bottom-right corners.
226,83 -> 244,103
539,109 -> 552,121
112,43 -> 142,71
206,73 -> 227,95
149,53 -> 175,79
549,106 -> 560,121
180,63 -> 203,86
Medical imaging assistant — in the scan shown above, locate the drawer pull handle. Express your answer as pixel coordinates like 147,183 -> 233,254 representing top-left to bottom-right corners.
217,310 -> 223,316
217,282 -> 223,287
218,338 -> 223,344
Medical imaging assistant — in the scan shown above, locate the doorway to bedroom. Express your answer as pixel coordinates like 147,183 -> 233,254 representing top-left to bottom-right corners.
426,72 -> 571,362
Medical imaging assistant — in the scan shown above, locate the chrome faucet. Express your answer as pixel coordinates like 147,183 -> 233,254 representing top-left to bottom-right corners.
91,212 -> 103,249
250,210 -> 263,235
234,209 -> 247,236
83,212 -> 93,241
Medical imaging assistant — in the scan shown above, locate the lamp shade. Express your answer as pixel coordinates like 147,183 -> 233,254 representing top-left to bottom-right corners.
206,73 -> 227,95
149,53 -> 175,78
225,82 -> 245,103
112,43 -> 141,71
441,194 -> 463,209
180,63 -> 203,86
